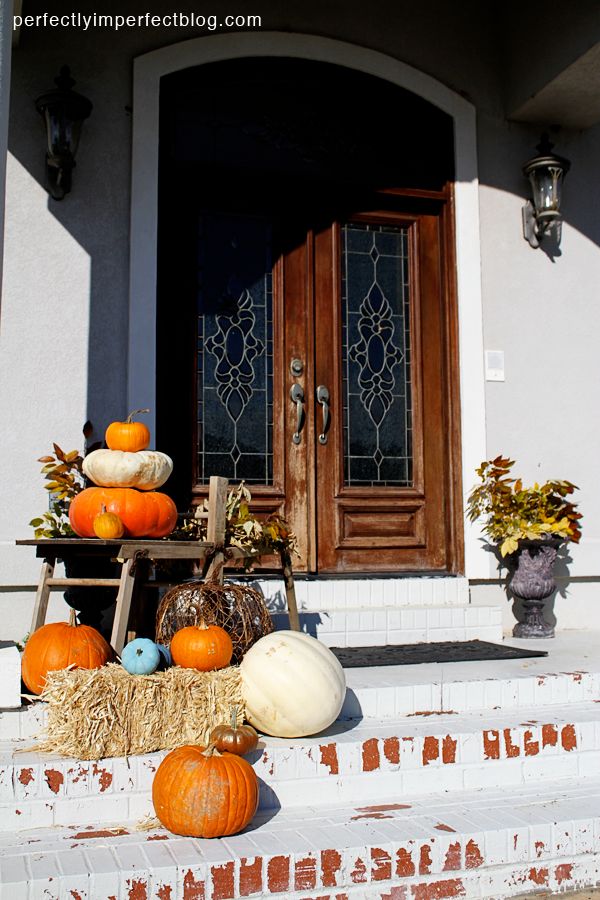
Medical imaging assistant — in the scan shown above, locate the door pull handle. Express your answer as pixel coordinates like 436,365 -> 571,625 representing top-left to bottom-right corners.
290,383 -> 305,444
317,385 -> 330,444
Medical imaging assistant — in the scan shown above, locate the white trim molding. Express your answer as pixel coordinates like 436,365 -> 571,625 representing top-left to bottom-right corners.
129,31 -> 488,578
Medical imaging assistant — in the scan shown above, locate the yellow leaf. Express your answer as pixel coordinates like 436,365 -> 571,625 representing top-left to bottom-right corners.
501,537 -> 519,557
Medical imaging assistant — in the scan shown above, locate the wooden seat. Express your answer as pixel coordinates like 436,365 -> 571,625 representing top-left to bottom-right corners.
18,476 -> 300,653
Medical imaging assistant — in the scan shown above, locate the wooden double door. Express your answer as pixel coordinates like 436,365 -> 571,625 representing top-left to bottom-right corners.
158,192 -> 462,575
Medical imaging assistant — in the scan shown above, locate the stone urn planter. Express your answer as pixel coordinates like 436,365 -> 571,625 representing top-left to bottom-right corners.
506,538 -> 562,639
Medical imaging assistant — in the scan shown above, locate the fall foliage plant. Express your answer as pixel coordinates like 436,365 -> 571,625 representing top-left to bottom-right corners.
467,456 -> 582,558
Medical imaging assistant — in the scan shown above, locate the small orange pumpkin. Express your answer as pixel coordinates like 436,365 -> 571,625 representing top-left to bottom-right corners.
105,409 -> 151,452
21,610 -> 113,695
210,706 -> 258,756
93,506 -> 125,539
152,744 -> 258,837
69,487 -> 177,539
170,622 -> 233,671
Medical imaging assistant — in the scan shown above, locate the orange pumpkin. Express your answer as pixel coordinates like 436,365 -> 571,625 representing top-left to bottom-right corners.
152,744 -> 258,837
105,409 -> 151,452
170,623 -> 233,671
69,487 -> 177,538
93,507 -> 125,539
210,706 -> 258,756
21,610 -> 113,695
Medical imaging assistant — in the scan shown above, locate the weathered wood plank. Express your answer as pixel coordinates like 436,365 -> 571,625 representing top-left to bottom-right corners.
30,560 -> 54,634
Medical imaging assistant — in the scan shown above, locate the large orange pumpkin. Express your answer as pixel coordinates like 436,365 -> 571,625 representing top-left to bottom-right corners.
105,409 -> 151,452
170,623 -> 233,671
21,610 -> 113,695
152,744 -> 258,837
69,487 -> 177,538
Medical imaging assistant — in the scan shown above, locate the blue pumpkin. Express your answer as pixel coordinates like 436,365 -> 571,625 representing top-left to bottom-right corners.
156,643 -> 172,670
121,638 -> 161,675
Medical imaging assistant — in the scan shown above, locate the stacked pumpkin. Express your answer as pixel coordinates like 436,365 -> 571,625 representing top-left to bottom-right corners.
69,410 -> 177,539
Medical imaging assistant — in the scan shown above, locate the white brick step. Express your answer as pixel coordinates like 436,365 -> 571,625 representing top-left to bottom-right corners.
2,702 -> 599,832
255,574 -> 471,611
1,776 -> 600,899
342,634 -> 600,718
271,603 -> 503,647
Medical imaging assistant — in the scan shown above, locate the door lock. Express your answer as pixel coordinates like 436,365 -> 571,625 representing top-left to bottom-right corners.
290,358 -> 304,377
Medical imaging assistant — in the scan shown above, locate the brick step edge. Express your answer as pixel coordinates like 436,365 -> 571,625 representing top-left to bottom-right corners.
271,604 -> 502,647
342,669 -> 600,718
1,793 -> 600,900
2,707 -> 600,830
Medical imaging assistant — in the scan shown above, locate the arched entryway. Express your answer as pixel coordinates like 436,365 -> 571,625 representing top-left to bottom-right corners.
129,32 -> 487,578
156,57 -> 461,574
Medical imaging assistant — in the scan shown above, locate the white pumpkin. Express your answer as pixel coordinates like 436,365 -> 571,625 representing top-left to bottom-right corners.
82,448 -> 173,491
240,630 -> 346,737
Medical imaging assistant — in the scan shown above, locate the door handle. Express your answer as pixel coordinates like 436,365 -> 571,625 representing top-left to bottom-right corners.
290,383 -> 305,444
317,385 -> 330,444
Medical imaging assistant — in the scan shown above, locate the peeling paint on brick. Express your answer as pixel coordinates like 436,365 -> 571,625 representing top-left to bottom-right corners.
362,737 -> 380,771
240,856 -> 262,896
561,724 -> 577,751
483,730 -> 500,760
294,855 -> 316,892
351,811 -> 394,820
320,743 -> 339,775
92,762 -> 113,792
18,768 -> 34,785
411,878 -> 465,898
212,862 -> 235,900
529,867 -> 549,886
422,736 -> 439,766
555,863 -> 573,884
442,735 -> 457,764
156,886 -> 173,900
183,869 -> 205,900
535,841 -> 545,858
147,834 -> 168,841
355,802 -> 411,813
266,856 -> 289,894
372,847 -> 392,882
70,891 -> 83,900
465,840 -> 483,869
419,844 -> 432,875
396,847 -> 416,878
127,878 -> 148,900
72,828 -> 128,839
542,723 -> 558,748
44,768 -> 64,794
524,729 -> 540,756
351,855 -> 368,883
321,849 -> 342,887
503,729 -> 520,758
384,736 -> 400,765
127,879 -> 148,900
443,842 -> 461,871
435,824 -> 456,833
381,886 -> 409,899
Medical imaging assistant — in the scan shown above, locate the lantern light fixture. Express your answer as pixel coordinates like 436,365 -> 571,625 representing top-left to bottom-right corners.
35,66 -> 93,200
522,133 -> 570,249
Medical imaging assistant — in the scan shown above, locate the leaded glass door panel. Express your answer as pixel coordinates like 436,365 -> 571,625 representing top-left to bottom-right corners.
309,207 -> 454,573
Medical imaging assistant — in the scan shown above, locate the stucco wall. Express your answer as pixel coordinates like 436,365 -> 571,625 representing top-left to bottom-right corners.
1,2 -> 599,638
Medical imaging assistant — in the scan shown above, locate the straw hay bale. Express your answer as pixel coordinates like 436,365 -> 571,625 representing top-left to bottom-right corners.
36,663 -> 243,760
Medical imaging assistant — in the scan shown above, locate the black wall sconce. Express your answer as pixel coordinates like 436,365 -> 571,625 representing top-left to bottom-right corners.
522,134 -> 570,248
35,66 -> 92,200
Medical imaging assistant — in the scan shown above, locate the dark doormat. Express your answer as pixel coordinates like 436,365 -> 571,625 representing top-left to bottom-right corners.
330,640 -> 548,668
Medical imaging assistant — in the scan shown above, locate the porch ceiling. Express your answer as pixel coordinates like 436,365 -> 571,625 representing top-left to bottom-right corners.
508,41 -> 600,129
